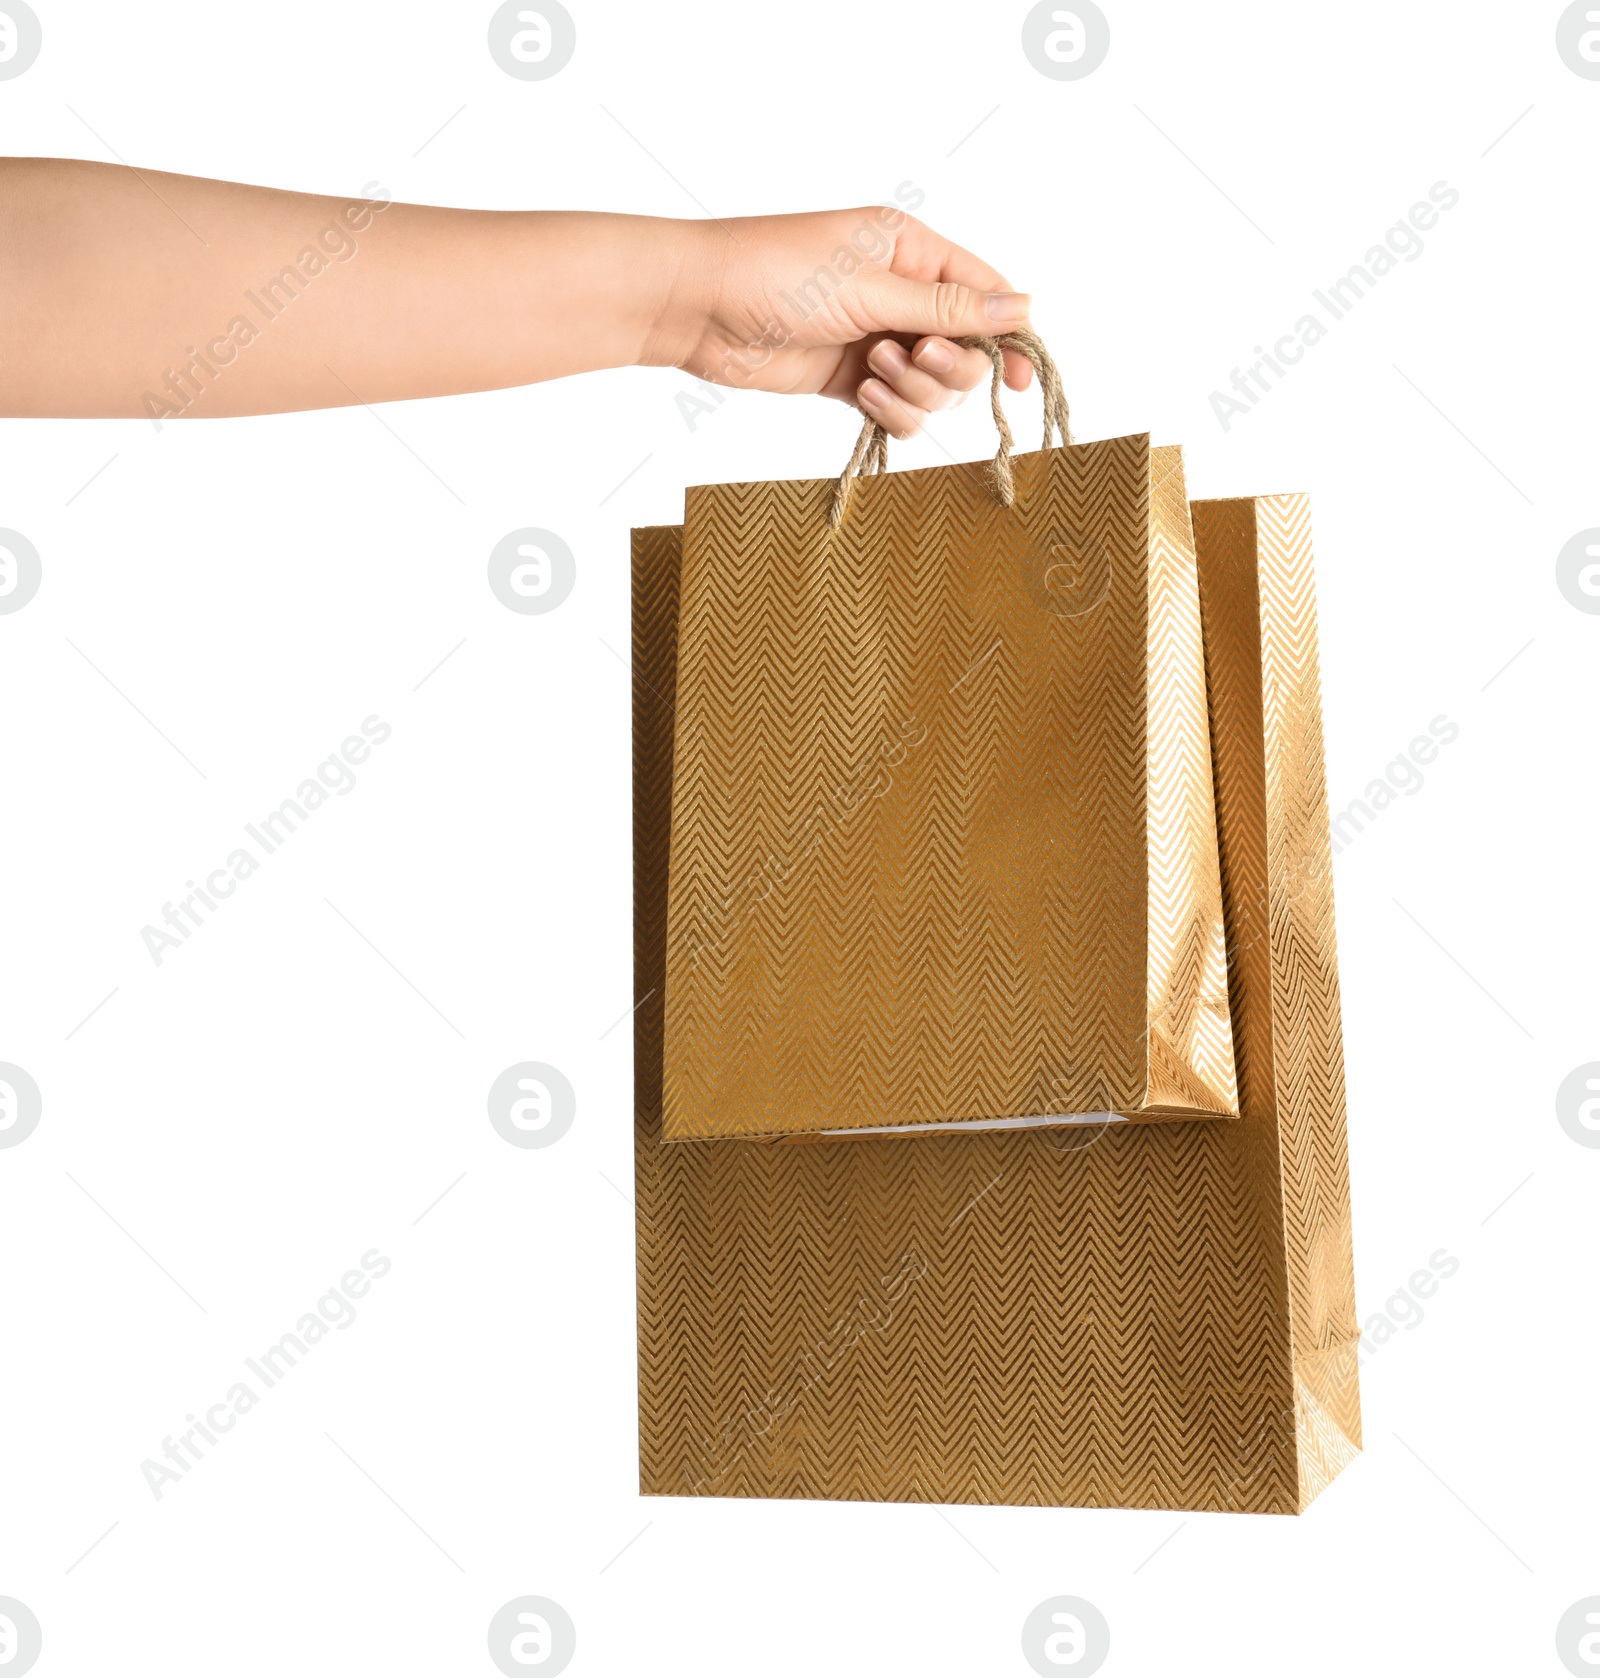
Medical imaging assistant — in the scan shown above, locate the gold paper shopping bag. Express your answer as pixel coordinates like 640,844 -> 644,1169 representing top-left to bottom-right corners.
660,334 -> 1237,1140
630,485 -> 1359,1513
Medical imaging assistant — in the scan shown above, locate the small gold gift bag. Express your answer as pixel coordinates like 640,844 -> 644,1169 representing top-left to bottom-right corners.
661,334 -> 1237,1141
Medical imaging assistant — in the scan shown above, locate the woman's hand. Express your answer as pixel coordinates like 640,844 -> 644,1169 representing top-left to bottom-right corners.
654,207 -> 1035,439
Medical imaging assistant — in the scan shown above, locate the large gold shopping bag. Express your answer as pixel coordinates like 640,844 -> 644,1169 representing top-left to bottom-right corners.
660,334 -> 1237,1140
630,484 -> 1360,1512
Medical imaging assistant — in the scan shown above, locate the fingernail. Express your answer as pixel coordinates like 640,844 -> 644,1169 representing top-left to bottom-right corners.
914,340 -> 955,373
985,291 -> 1031,324
870,340 -> 910,376
859,377 -> 890,409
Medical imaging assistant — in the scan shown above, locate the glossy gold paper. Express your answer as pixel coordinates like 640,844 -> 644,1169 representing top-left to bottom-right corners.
632,490 -> 1359,1512
661,437 -> 1236,1140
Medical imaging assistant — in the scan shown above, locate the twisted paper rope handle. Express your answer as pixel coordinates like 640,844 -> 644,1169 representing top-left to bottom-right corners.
828,328 -> 1072,531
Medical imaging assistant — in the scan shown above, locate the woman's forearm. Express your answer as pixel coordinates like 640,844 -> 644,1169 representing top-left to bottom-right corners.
0,158 -> 708,419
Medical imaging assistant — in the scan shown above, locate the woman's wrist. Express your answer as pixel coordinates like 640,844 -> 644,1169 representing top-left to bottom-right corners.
619,213 -> 723,374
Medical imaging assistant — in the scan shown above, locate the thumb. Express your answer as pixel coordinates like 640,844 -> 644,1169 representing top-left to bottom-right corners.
851,271 -> 1031,341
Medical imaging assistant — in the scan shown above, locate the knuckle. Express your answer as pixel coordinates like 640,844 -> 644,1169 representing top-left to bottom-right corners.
944,358 -> 986,393
930,282 -> 973,335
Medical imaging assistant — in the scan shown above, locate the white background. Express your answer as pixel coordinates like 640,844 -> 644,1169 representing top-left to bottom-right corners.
1,2 -> 1597,1674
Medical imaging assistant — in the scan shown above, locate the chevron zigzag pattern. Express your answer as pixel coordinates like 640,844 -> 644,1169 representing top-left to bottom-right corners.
1191,495 -> 1361,1463
632,486 -> 1359,1513
661,436 -> 1236,1140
